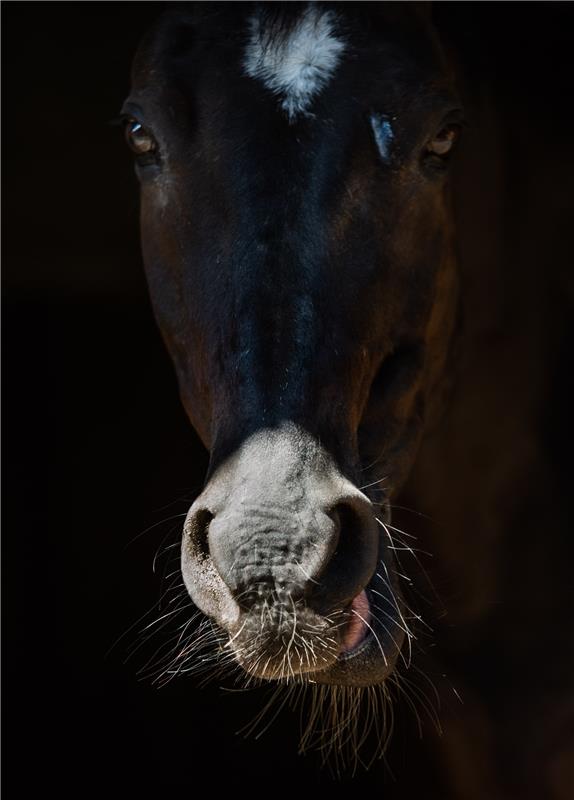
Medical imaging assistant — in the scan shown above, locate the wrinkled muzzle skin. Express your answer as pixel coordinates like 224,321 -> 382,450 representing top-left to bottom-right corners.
182,422 -> 404,685
126,4 -> 461,687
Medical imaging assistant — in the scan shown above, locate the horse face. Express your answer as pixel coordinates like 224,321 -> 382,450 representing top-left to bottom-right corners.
124,5 -> 461,686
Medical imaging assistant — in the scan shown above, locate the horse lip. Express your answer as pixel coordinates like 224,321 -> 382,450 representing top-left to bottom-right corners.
337,629 -> 372,661
338,589 -> 371,657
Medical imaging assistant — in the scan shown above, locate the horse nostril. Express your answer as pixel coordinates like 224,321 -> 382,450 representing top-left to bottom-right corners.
310,500 -> 378,614
188,508 -> 214,562
181,505 -> 242,629
329,502 -> 365,569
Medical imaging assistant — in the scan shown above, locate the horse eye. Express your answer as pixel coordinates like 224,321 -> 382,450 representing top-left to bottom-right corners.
427,124 -> 461,157
124,119 -> 157,157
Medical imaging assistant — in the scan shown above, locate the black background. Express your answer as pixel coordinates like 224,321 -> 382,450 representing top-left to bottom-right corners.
4,3 -> 574,797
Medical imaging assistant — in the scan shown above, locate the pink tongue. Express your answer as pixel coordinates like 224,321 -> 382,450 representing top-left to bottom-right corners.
340,590 -> 370,653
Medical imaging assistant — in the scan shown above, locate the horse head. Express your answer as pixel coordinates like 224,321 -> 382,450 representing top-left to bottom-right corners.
123,3 -> 461,687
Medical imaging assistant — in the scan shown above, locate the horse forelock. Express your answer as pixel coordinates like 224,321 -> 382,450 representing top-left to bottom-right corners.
243,3 -> 346,122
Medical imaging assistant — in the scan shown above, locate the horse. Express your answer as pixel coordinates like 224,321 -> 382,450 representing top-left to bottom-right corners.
122,3 -> 573,795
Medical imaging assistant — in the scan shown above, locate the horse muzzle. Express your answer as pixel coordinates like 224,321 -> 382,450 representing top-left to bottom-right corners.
181,422 -> 405,684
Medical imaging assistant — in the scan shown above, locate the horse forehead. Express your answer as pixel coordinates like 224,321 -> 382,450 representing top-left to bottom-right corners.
243,4 -> 346,122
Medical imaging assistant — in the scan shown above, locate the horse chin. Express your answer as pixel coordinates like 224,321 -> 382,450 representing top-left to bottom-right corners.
227,602 -> 341,681
229,593 -> 404,687
225,545 -> 405,687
